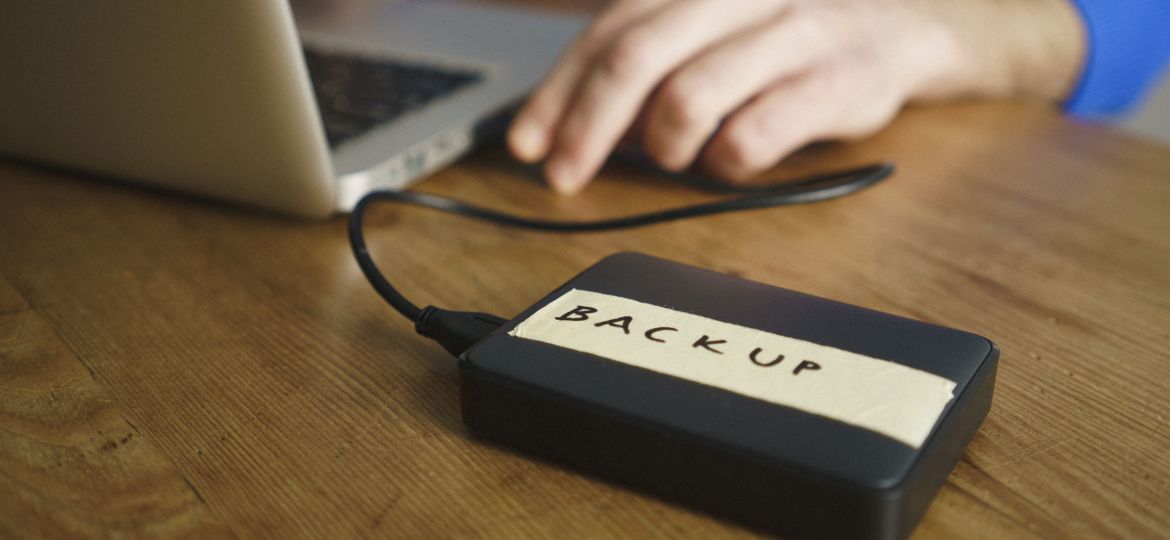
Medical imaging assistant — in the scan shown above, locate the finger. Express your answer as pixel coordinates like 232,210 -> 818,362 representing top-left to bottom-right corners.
614,105 -> 651,157
545,0 -> 789,193
508,0 -> 669,163
643,8 -> 833,171
701,65 -> 899,181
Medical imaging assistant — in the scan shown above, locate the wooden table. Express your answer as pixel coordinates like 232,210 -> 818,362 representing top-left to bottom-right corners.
2,102 -> 1168,538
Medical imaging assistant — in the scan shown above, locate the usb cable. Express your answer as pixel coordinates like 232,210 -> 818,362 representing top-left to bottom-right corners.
348,162 -> 893,356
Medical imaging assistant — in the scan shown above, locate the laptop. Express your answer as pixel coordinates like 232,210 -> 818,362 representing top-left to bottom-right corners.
0,1 -> 587,218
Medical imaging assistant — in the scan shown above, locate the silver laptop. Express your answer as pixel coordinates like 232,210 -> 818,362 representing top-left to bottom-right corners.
0,1 -> 587,217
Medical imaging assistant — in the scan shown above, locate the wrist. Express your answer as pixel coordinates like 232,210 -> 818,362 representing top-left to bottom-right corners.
907,0 -> 1086,105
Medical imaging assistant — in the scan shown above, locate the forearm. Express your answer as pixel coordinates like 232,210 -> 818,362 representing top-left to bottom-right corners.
912,0 -> 1086,104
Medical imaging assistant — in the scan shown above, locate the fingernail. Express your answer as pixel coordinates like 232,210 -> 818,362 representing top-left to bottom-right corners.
508,120 -> 546,163
546,157 -> 582,195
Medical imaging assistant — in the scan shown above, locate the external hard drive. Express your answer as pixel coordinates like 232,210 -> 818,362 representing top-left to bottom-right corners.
459,252 -> 997,539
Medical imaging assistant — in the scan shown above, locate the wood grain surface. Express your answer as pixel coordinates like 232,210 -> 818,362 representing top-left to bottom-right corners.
1,101 -> 1168,538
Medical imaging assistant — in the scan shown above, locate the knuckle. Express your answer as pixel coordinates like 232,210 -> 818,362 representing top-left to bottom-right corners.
787,8 -> 831,48
807,65 -> 844,98
645,144 -> 686,172
643,131 -> 686,171
718,121 -> 765,173
843,102 -> 899,139
644,125 -> 699,171
826,67 -> 904,138
602,30 -> 657,77
657,77 -> 714,129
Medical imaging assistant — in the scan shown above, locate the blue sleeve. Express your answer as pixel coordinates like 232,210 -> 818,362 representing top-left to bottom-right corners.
1063,0 -> 1170,118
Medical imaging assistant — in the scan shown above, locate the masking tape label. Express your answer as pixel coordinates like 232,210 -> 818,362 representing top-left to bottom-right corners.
508,289 -> 956,448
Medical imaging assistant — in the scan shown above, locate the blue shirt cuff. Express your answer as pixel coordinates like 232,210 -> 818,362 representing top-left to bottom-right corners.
1063,0 -> 1170,118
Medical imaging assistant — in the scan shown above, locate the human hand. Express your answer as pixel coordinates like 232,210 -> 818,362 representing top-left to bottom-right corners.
507,0 -> 1083,193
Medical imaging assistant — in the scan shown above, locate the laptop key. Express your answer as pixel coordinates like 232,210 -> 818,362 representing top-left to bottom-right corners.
303,48 -> 484,148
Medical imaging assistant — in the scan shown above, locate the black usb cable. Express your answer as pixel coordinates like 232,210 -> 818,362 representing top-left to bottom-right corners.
348,162 -> 893,356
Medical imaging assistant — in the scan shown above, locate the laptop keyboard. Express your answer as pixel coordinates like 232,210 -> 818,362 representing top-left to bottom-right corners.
303,48 -> 484,148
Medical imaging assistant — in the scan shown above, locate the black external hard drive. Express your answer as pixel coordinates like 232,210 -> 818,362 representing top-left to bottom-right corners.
459,252 -> 998,539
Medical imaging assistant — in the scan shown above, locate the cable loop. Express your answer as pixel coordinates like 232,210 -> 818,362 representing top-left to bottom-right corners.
348,162 -> 893,322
